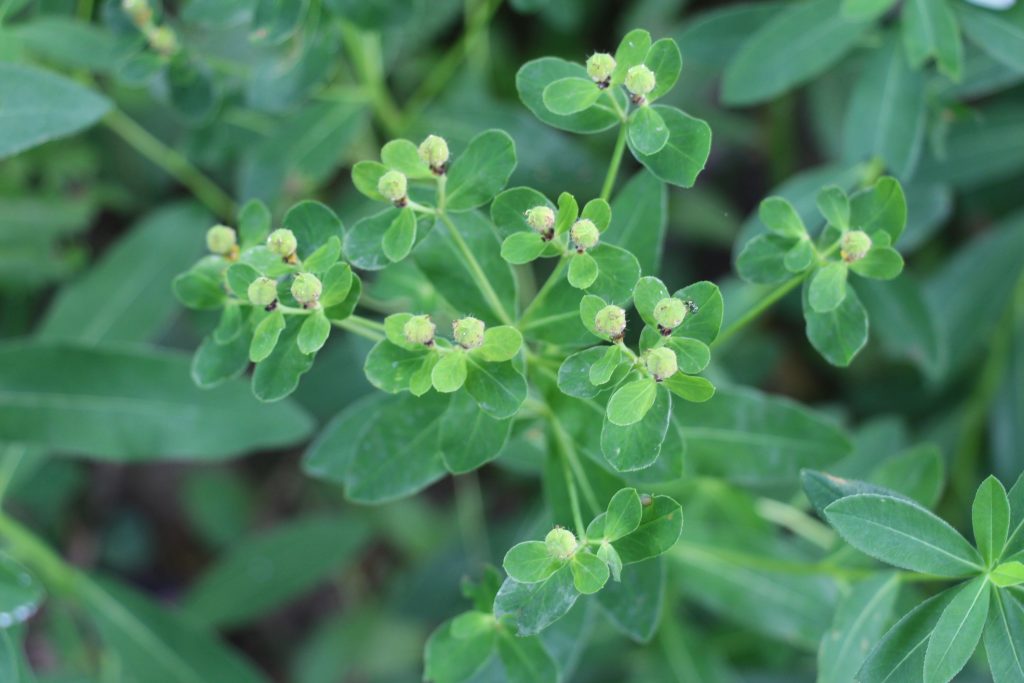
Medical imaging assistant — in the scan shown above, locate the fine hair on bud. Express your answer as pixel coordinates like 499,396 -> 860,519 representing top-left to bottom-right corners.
452,316 -> 485,350
378,170 -> 408,207
644,347 -> 678,381
248,277 -> 278,309
841,230 -> 872,263
267,228 -> 298,259
653,297 -> 687,334
205,224 -> 237,256
586,52 -> 615,88
525,206 -> 555,239
418,135 -> 449,174
291,272 -> 322,307
624,64 -> 656,104
545,527 -> 577,560
571,219 -> 599,252
595,304 -> 627,340
403,314 -> 436,347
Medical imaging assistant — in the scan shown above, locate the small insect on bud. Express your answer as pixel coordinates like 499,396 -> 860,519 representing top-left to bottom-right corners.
148,26 -> 178,55
418,135 -> 450,175
248,277 -> 278,309
624,64 -> 656,104
544,527 -> 577,560
525,206 -> 555,240
644,347 -> 678,382
595,304 -> 627,340
653,297 -> 686,335
377,170 -> 408,207
841,230 -> 872,263
291,273 -> 322,308
571,219 -> 600,252
403,314 -> 436,347
205,224 -> 237,257
267,228 -> 298,260
452,316 -> 485,350
586,52 -> 616,88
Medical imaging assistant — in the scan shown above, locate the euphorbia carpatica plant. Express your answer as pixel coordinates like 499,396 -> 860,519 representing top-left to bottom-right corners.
167,28 -> 910,682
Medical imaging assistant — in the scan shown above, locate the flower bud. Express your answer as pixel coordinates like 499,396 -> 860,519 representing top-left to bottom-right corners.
594,304 -> 626,340
148,26 -> 178,55
544,527 -> 577,560
267,228 -> 297,259
653,297 -> 686,334
418,135 -> 449,174
403,314 -> 436,347
645,347 -> 678,381
122,0 -> 152,23
525,206 -> 555,237
586,52 -> 616,87
624,65 -> 656,103
205,224 -> 237,256
291,272 -> 322,307
377,170 -> 408,206
452,316 -> 485,350
841,230 -> 872,263
248,277 -> 278,308
571,219 -> 599,252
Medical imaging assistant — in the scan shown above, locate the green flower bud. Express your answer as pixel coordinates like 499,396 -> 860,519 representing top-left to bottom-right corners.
452,316 -> 485,350
418,135 -> 449,174
148,26 -> 178,55
653,297 -> 686,333
841,230 -> 872,263
544,527 -> 577,560
594,304 -> 626,340
121,0 -> 151,24
586,52 -> 616,87
644,347 -> 678,381
403,314 -> 436,346
291,272 -> 322,307
624,65 -> 656,102
525,205 -> 555,236
267,228 -> 297,259
571,219 -> 600,252
248,277 -> 278,308
377,170 -> 408,206
205,224 -> 237,256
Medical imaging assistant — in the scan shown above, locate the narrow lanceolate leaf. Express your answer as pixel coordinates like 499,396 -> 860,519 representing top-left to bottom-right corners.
973,475 -> 1012,566
824,494 -> 983,576
923,576 -> 991,683
984,588 -> 1024,683
958,3 -> 1024,72
902,0 -> 964,80
991,561 -> 1024,588
817,573 -> 900,683
859,589 -> 956,683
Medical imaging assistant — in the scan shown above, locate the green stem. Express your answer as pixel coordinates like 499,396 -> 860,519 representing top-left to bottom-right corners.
438,212 -> 513,325
600,124 -> 629,202
332,314 -> 386,341
339,22 -> 403,138
0,445 -> 28,505
518,256 -> 569,329
549,412 -> 601,517
103,109 -> 236,221
454,471 -> 490,564
755,497 -> 835,550
0,512 -> 77,593
711,274 -> 806,350
556,437 -> 586,536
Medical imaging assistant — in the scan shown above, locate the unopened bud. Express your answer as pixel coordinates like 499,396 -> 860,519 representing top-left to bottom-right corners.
148,26 -> 178,55
248,277 -> 278,308
122,0 -> 151,24
644,347 -> 678,381
452,316 -> 485,350
377,170 -> 408,206
525,206 -> 555,236
403,314 -> 436,346
418,135 -> 449,174
291,273 -> 322,307
595,304 -> 626,339
205,224 -> 236,256
544,527 -> 577,560
571,219 -> 599,252
624,65 -> 655,103
841,230 -> 872,263
653,297 -> 686,333
267,229 -> 297,259
586,53 -> 616,87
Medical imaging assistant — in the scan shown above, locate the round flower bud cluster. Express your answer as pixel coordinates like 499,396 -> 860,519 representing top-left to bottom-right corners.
545,527 -> 577,560
841,230 -> 872,263
586,53 -> 616,88
453,316 -> 485,350
653,297 -> 686,335
595,304 -> 626,340
403,315 -> 436,347
378,170 -> 408,207
291,273 -> 322,308
205,225 -> 237,257
625,65 -> 656,104
644,347 -> 678,382
267,228 -> 298,261
525,206 -> 555,239
571,219 -> 600,252
418,135 -> 449,175
248,277 -> 278,309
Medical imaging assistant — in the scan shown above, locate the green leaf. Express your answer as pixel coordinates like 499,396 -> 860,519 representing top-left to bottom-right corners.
672,281 -> 725,345
302,236 -> 341,274
824,494 -> 983,576
606,377 -> 658,426
567,252 -> 598,289
587,244 -> 642,305
974,475 -> 1012,566
432,352 -> 468,393
604,170 -> 666,274
571,551 -> 609,594
737,234 -> 794,284
613,495 -> 683,564
803,280 -> 869,367
0,62 -> 112,159
785,239 -> 816,272
579,294 -> 608,339
903,0 -> 963,80
0,554 -> 45,627
984,588 -> 1024,683
859,589 -> 955,682
345,207 -> 429,271
251,317 -> 316,402
759,196 -> 807,239
628,106 -> 669,156
628,106 -> 712,188
445,130 -> 517,212
817,573 -> 901,683
381,206 -> 417,262
959,3 -> 1024,73
842,0 -> 899,20
871,443 -> 946,509
581,198 -> 612,232
13,16 -> 138,73
490,186 -> 555,238
541,77 -> 601,115
191,331 -> 250,389
297,310 -> 331,355
662,374 -> 715,403
380,138 -> 432,179
991,561 -> 1024,588
493,565 -> 579,636
595,557 -> 665,643
924,576 -> 991,683
589,344 -> 622,385
173,257 -> 227,310
722,0 -> 871,105
319,263 -> 354,308
424,618 -> 495,683
503,541 -> 560,583
816,185 -> 850,230
501,231 -> 547,264
554,191 -> 579,235
1009,473 -> 1024,560
440,392 -> 511,473
612,28 -> 653,85
465,358 -> 527,419
351,160 -> 388,202
644,38 -> 683,101
476,326 -> 523,362
250,309 -> 286,363
601,386 -> 671,471
496,630 -> 557,683
0,630 -> 25,682
182,515 -> 368,628
516,57 -> 624,134
225,263 -> 261,299
809,262 -> 849,313
850,245 -> 904,280
633,276 -> 670,327
558,347 -> 616,398
597,542 -> 624,583
283,200 -> 345,260
604,488 -> 643,541
666,337 -> 711,374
